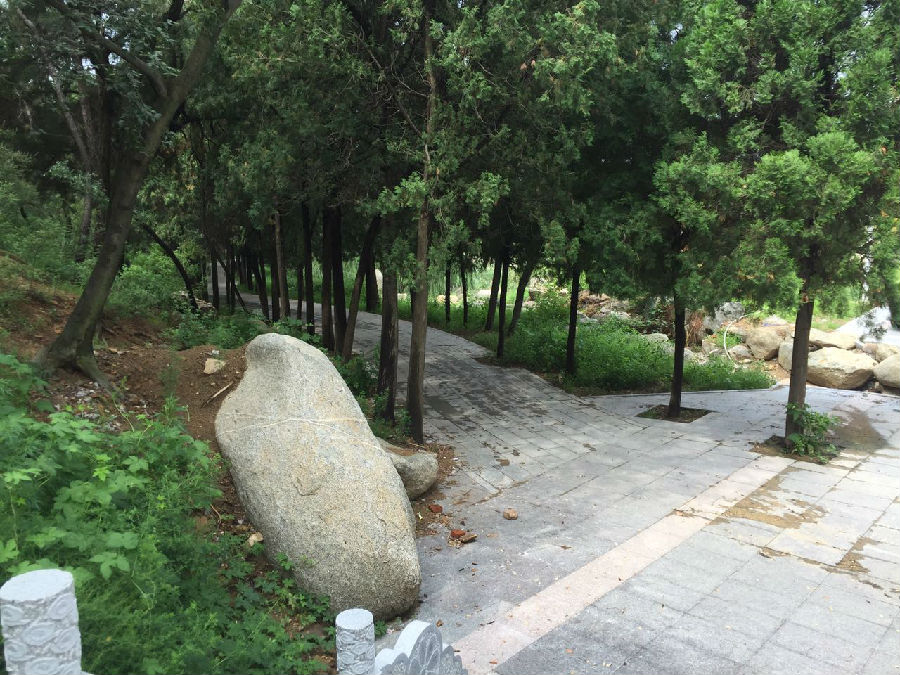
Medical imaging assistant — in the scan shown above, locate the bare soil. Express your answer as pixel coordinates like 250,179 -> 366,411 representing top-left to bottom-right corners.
637,404 -> 711,423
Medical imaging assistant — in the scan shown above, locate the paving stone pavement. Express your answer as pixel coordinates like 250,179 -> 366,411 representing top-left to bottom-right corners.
215,281 -> 900,675
349,312 -> 900,675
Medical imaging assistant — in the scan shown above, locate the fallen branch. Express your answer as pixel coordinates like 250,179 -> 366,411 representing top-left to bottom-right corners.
202,381 -> 232,407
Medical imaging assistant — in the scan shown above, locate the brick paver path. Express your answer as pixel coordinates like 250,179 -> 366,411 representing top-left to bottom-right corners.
353,311 -> 900,675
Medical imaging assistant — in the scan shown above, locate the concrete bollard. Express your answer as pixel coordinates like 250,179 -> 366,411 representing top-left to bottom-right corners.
0,569 -> 83,675
335,607 -> 375,675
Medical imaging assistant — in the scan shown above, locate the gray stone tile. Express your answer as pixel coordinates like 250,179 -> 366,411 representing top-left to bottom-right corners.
791,602 -> 886,646
741,643 -> 840,675
706,517 -> 782,547
688,595 -> 784,641
710,577 -> 808,619
619,634 -> 742,675
771,620 -> 875,670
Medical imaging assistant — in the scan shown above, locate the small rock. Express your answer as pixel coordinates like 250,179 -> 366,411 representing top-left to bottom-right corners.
428,504 -> 443,514
450,529 -> 466,539
245,532 -> 264,548
503,508 -> 518,521
643,333 -> 670,345
728,344 -> 753,361
204,358 -> 226,374
381,440 -> 439,499
459,532 -> 478,544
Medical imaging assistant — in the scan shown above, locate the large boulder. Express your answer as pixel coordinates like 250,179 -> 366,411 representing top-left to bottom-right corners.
777,341 -> 793,372
873,354 -> 900,389
702,301 -> 745,333
381,441 -> 439,499
865,343 -> 900,363
215,333 -> 420,619
747,326 -> 791,360
807,347 -> 876,389
807,328 -> 857,351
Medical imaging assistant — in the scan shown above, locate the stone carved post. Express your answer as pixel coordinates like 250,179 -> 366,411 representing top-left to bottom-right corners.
335,607 -> 375,675
0,569 -> 83,675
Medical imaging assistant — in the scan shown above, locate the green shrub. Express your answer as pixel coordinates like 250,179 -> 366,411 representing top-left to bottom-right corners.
167,311 -> 268,350
463,298 -> 774,393
684,356 -> 774,390
108,250 -> 184,316
0,353 -> 331,675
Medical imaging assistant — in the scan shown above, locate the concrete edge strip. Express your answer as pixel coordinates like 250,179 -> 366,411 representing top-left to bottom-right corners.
453,454 -> 795,674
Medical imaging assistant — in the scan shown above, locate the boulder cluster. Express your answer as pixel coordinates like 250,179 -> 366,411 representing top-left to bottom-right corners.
718,320 -> 898,391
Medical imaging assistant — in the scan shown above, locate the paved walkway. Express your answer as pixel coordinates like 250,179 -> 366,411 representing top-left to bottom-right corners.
355,314 -> 900,675
218,279 -> 900,674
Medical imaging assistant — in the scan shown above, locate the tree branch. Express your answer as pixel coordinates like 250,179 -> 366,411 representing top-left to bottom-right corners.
43,0 -> 169,99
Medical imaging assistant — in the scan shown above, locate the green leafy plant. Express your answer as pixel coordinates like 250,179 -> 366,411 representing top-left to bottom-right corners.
785,402 -> 839,461
0,353 -> 332,674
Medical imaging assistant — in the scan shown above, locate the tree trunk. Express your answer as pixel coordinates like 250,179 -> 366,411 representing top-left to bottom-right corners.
342,215 -> 381,361
444,263 -> 452,323
565,262 -> 580,376
139,222 -> 197,311
785,294 -> 814,446
484,258 -> 502,331
497,252 -> 509,359
229,256 -> 247,313
236,252 -> 246,288
209,245 -> 220,311
225,247 -> 235,313
74,190 -> 93,263
270,259 -> 281,322
302,202 -> 315,334
365,254 -> 378,312
667,293 -> 686,418
245,250 -> 254,292
35,156 -> 149,385
408,0 -> 436,444
33,0 -> 241,382
378,271 -> 399,422
460,253 -> 469,326
321,209 -> 335,351
330,207 -> 347,349
296,264 -> 303,321
508,260 -> 534,336
273,207 -> 290,320
252,250 -> 270,322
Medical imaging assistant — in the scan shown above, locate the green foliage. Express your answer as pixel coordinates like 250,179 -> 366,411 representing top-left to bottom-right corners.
0,354 -> 331,675
108,250 -> 184,316
167,311 -> 269,350
683,356 -> 773,391
457,297 -> 774,393
786,403 -> 839,462
713,332 -> 743,350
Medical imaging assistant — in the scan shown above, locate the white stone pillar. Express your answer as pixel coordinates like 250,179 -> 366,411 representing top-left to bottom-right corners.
0,569 -> 83,675
335,607 -> 375,675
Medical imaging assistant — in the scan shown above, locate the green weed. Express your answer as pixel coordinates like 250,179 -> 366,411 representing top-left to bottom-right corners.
786,402 -> 839,462
0,353 -> 332,675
